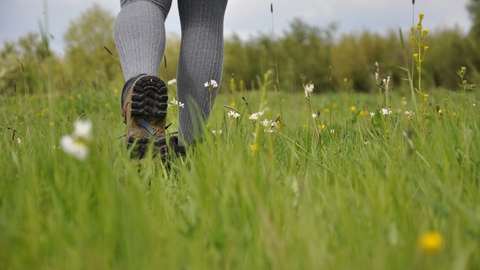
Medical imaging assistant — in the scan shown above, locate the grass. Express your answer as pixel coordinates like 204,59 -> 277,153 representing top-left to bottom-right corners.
1,77 -> 479,269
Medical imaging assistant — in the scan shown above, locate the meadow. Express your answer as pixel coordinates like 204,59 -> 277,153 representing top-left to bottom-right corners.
1,66 -> 479,269
1,4 -> 480,269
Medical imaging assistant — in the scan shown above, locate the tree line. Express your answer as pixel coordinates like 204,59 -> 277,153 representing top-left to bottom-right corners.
1,4 -> 479,96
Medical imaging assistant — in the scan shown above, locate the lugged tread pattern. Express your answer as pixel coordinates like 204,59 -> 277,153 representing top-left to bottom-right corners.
124,75 -> 168,160
130,76 -> 168,117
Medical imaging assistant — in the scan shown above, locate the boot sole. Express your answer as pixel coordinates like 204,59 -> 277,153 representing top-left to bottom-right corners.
125,75 -> 168,160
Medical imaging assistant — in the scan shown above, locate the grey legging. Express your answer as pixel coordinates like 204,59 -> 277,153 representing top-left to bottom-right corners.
114,0 -> 228,145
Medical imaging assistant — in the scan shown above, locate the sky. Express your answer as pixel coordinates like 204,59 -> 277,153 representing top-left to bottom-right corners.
0,0 -> 473,54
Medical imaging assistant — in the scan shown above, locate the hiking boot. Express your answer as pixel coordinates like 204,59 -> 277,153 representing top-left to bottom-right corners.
168,136 -> 186,157
121,74 -> 168,160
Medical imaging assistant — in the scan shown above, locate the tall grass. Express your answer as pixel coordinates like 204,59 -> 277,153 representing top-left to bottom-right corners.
1,73 -> 479,269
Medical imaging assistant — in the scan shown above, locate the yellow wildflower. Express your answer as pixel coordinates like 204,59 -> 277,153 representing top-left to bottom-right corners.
77,94 -> 82,99
114,88 -> 119,94
419,231 -> 444,254
49,122 -> 55,127
413,53 -> 419,59
324,108 -> 330,113
424,45 -> 429,51
321,124 -> 326,130
343,78 -> 348,83
250,143 -> 259,151
350,106 -> 356,112
422,29 -> 429,36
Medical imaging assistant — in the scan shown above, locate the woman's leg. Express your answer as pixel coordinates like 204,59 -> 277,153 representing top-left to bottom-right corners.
114,0 -> 172,80
176,0 -> 228,146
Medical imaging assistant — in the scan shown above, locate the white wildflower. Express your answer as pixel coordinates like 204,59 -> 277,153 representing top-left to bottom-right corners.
249,108 -> 268,120
405,110 -> 415,116
60,119 -> 93,160
330,129 -> 335,134
249,113 -> 259,121
167,78 -> 177,85
260,119 -> 270,127
260,119 -> 277,133
402,100 -> 408,106
204,80 -> 218,88
381,108 -> 392,115
212,130 -> 223,135
168,98 -> 184,108
370,112 -> 375,118
304,83 -> 314,99
73,120 -> 92,141
260,119 -> 277,128
17,138 -> 21,144
312,113 -> 317,118
168,98 -> 177,108
228,110 -> 240,119
61,135 -> 89,160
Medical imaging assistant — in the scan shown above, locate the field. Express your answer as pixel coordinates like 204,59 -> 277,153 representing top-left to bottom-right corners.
1,72 -> 479,270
